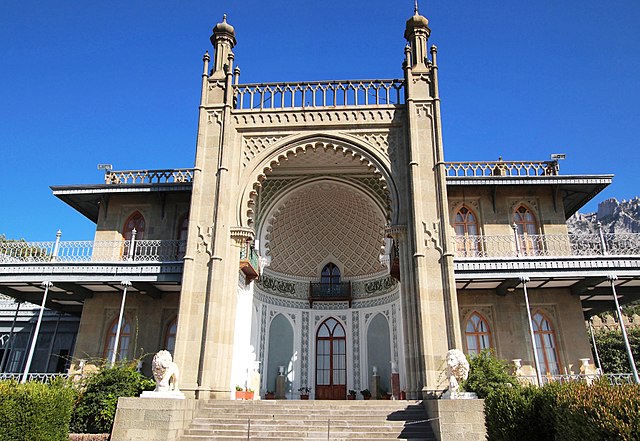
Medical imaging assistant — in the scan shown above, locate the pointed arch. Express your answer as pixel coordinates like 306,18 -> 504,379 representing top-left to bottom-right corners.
237,134 -> 400,228
103,317 -> 131,361
164,316 -> 177,354
532,310 -> 561,375
176,213 -> 189,259
321,262 -> 341,285
122,211 -> 145,240
513,205 -> 540,255
316,317 -> 347,400
464,311 -> 492,355
453,205 -> 481,257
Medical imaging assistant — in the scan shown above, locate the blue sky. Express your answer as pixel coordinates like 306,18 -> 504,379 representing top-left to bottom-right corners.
1,1 -> 639,240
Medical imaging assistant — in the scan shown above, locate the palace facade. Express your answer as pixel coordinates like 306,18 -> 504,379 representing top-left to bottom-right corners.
1,9 -> 638,398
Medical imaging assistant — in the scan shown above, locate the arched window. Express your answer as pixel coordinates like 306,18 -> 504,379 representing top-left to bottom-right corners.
453,206 -> 480,257
533,311 -> 560,375
465,312 -> 492,355
122,211 -> 145,258
123,211 -> 145,240
514,205 -> 540,255
176,215 -> 188,259
103,318 -> 131,361
321,263 -> 341,285
164,317 -> 177,354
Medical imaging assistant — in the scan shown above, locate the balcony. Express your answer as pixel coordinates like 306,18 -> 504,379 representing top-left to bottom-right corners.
0,239 -> 186,263
239,245 -> 260,283
309,282 -> 352,307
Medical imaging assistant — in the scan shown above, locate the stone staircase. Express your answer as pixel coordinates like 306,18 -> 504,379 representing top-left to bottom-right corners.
179,400 -> 436,440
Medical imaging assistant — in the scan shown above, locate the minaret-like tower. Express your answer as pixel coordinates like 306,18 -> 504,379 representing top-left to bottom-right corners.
404,3 -> 431,71
174,15 -> 243,399
210,15 -> 237,78
399,4 -> 463,397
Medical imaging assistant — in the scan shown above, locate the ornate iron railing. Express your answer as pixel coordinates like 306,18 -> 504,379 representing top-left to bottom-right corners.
309,282 -> 352,307
451,232 -> 640,258
0,240 -> 186,263
233,79 -> 405,110
444,160 -> 559,177
240,246 -> 259,271
0,373 -> 68,382
104,168 -> 194,185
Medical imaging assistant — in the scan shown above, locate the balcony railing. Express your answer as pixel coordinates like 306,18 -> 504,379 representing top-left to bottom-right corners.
444,160 -> 559,177
0,373 -> 68,383
519,373 -> 635,386
239,245 -> 260,283
309,282 -> 352,307
104,168 -> 194,185
451,232 -> 640,258
0,240 -> 187,263
233,79 -> 405,110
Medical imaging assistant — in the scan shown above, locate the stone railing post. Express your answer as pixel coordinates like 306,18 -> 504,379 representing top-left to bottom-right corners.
51,230 -> 62,262
597,222 -> 608,255
127,228 -> 137,261
512,223 -> 521,257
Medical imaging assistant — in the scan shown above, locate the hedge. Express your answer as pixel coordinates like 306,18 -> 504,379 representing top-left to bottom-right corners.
485,380 -> 640,441
0,379 -> 75,441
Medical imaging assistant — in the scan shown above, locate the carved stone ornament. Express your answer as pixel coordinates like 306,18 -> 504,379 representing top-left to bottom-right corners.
230,226 -> 255,244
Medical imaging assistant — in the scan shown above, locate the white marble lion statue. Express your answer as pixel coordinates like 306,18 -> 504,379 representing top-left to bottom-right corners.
152,350 -> 180,393
446,349 -> 470,394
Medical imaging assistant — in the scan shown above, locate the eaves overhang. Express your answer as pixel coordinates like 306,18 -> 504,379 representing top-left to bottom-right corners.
446,174 -> 612,218
50,183 -> 193,223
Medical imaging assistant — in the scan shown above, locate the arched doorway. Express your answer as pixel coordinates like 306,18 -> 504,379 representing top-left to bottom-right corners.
315,317 -> 346,400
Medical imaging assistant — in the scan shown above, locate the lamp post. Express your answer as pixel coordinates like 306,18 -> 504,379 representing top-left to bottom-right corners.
608,275 -> 639,383
21,281 -> 52,383
111,280 -> 131,365
520,276 -> 543,386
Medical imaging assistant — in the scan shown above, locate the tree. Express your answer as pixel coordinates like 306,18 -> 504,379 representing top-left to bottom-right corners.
591,327 -> 640,374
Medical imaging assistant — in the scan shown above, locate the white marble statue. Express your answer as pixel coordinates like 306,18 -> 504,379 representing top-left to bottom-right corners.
151,350 -> 180,393
445,349 -> 470,395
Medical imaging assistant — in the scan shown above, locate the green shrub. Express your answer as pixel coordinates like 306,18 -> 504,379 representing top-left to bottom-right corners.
461,350 -> 518,398
70,362 -> 155,434
554,380 -> 640,441
592,327 -> 640,373
485,380 -> 640,441
0,378 -> 75,441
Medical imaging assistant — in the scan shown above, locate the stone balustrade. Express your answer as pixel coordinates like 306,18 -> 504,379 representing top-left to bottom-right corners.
104,168 -> 194,185
233,79 -> 405,110
444,160 -> 559,177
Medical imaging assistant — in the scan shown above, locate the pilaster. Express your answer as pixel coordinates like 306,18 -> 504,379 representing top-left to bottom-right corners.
401,10 -> 462,395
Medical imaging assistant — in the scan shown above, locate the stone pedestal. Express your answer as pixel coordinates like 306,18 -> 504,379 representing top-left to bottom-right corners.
423,398 -> 486,441
391,372 -> 400,399
276,375 -> 286,399
370,374 -> 380,400
111,397 -> 198,441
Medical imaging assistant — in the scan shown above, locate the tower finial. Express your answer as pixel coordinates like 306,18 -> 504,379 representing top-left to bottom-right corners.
414,0 -> 419,15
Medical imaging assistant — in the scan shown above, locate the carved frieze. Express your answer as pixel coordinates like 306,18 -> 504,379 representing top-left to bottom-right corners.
233,108 -> 402,127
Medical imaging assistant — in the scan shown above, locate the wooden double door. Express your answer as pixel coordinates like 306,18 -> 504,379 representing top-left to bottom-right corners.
315,318 -> 347,400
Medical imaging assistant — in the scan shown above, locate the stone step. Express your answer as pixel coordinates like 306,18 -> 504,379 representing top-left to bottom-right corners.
178,400 -> 436,441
